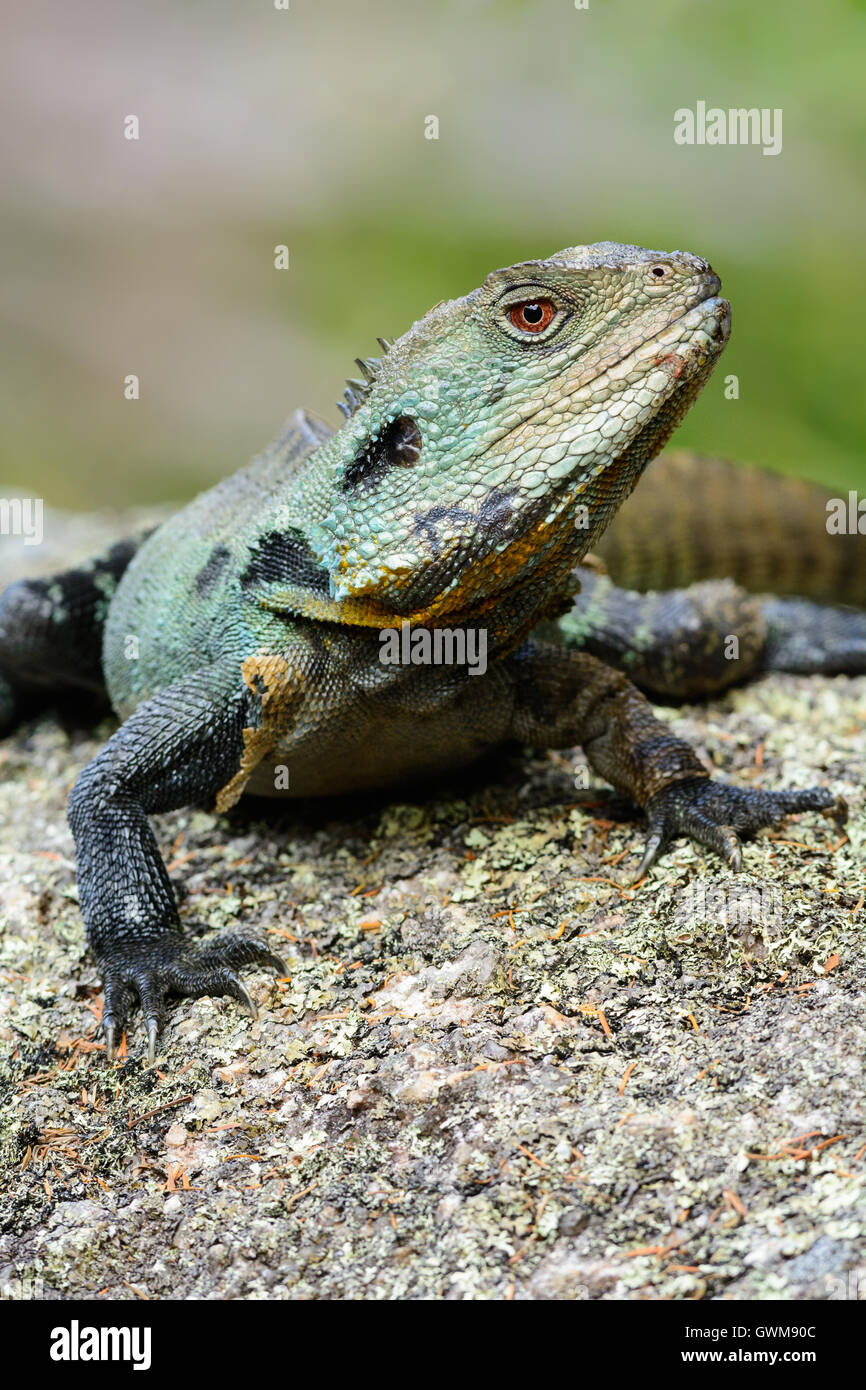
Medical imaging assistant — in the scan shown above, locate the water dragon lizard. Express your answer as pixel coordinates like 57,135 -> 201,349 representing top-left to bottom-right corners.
1,241 -> 863,1060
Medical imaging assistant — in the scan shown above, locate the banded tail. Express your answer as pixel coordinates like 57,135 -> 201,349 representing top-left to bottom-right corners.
596,451 -> 865,607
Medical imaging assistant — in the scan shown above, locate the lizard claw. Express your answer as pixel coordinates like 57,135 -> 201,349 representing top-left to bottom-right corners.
228,976 -> 258,1020
97,933 -> 285,1063
634,829 -> 668,881
637,775 -> 838,876
822,794 -> 849,830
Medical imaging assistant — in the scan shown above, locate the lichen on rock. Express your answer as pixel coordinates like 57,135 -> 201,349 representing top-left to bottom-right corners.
0,513 -> 864,1300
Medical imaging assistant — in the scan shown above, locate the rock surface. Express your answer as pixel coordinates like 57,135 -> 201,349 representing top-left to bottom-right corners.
0,509 -> 864,1301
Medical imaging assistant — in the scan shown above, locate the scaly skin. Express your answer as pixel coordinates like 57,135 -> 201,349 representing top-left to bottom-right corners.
597,450 -> 866,605
0,242 -> 855,1060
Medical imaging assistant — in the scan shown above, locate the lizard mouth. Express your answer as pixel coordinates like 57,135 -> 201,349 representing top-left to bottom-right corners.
477,289 -> 730,460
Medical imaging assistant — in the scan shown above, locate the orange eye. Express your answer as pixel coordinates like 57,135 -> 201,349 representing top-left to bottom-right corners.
508,299 -> 556,334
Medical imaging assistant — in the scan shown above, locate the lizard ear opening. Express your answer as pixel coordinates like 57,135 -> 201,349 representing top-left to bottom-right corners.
342,415 -> 422,491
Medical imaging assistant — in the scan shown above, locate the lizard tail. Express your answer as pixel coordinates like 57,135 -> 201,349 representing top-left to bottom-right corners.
595,451 -> 865,607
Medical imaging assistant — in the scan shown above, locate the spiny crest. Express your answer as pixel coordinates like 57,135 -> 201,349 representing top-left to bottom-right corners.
336,338 -> 393,419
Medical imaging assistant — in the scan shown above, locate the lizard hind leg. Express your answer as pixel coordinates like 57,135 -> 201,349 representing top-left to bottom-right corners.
506,639 -> 845,878
0,531 -> 150,731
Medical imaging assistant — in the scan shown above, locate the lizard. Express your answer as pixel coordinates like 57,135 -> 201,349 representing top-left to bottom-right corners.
1,241 -> 863,1062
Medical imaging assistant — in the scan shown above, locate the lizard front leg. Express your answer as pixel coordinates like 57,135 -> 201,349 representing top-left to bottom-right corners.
506,641 -> 846,878
67,664 -> 285,1062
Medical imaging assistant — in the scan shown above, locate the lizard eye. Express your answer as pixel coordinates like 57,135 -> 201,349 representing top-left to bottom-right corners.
508,299 -> 556,334
649,264 -> 671,280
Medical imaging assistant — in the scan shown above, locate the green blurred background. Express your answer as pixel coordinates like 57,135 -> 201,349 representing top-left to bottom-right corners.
1,0 -> 864,508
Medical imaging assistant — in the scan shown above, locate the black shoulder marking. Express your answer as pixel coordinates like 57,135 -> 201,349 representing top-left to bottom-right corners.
240,529 -> 331,596
343,415 -> 422,491
194,544 -> 231,596
96,530 -> 156,581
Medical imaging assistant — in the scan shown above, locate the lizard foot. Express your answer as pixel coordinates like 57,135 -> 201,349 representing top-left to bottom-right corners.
635,777 -> 846,880
99,933 -> 287,1063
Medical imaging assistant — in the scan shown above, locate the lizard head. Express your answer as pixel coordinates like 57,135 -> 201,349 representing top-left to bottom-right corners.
309,242 -> 730,636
